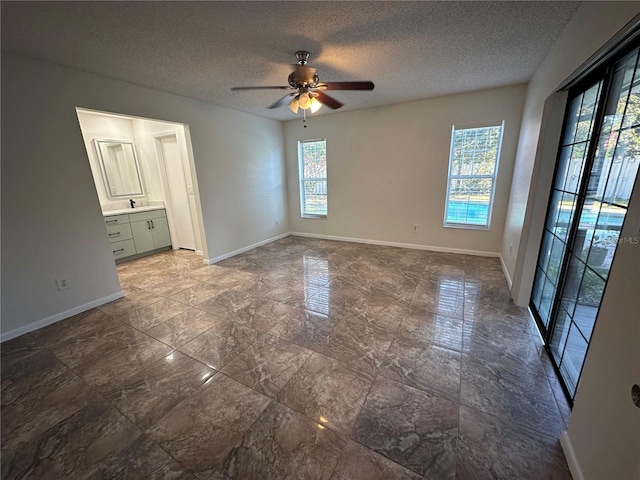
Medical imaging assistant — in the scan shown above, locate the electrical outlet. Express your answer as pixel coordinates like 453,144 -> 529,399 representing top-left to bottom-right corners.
413,224 -> 419,232
56,276 -> 71,291
275,219 -> 280,226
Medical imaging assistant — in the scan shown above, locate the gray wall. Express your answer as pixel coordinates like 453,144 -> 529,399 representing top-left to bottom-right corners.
1,53 -> 288,337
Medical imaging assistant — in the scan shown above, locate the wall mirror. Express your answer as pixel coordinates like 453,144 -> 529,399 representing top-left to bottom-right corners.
95,139 -> 144,197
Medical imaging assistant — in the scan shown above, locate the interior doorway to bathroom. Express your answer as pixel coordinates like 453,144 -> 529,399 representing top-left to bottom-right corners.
76,108 -> 205,260
155,133 -> 198,251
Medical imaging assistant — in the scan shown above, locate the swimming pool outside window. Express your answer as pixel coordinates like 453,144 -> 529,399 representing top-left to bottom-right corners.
444,123 -> 503,229
298,139 -> 327,218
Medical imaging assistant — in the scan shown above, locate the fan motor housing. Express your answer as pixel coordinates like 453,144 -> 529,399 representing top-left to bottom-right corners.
288,65 -> 319,88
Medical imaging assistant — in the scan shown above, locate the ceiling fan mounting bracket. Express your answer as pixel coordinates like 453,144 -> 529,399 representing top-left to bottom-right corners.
295,50 -> 310,65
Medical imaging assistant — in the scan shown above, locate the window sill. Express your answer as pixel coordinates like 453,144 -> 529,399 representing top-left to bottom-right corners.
443,222 -> 490,231
301,215 -> 327,219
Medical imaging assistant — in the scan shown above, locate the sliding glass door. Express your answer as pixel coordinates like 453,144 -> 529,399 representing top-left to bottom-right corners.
531,46 -> 640,403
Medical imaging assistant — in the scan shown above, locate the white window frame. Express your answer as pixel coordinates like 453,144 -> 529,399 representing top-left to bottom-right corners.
298,139 -> 328,218
443,122 -> 504,230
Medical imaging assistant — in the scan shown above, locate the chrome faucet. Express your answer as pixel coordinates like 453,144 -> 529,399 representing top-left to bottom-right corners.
130,199 -> 136,209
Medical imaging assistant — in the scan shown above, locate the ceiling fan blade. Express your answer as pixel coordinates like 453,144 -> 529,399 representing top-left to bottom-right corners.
231,86 -> 293,91
317,81 -> 375,91
268,93 -> 296,109
315,91 -> 343,109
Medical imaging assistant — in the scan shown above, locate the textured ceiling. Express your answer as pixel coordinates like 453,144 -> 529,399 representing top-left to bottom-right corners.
1,1 -> 581,121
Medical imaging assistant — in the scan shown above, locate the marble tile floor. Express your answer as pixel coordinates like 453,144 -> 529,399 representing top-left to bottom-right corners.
1,236 -> 573,479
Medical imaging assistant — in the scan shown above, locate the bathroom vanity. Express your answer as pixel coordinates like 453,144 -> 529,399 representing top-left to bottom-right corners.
104,206 -> 171,262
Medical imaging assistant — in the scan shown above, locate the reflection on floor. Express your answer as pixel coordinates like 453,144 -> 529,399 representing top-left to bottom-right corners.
1,236 -> 573,479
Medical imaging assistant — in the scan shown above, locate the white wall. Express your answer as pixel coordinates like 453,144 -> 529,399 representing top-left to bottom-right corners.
1,53 -> 288,338
284,84 -> 526,258
503,1 -> 640,305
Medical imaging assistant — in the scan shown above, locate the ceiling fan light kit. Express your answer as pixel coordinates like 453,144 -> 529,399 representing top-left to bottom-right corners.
231,50 -> 374,126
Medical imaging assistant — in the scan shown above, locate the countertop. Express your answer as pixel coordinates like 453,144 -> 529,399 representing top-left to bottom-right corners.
102,205 -> 165,216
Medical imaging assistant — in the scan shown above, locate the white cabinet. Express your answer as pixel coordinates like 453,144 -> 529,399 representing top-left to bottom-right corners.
104,208 -> 171,262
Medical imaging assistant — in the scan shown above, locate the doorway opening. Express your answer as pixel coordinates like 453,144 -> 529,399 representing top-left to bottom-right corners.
76,108 -> 206,264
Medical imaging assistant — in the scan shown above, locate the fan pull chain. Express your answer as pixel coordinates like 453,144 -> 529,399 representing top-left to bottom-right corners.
303,108 -> 308,128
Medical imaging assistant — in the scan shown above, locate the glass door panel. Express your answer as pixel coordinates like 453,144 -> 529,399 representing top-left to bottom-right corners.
531,80 -> 602,331
532,46 -> 640,403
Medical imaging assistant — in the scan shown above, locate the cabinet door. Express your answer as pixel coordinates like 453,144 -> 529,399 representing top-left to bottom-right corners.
151,217 -> 172,248
130,220 -> 155,253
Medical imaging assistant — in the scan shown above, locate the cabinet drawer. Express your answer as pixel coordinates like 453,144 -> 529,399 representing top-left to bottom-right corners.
104,214 -> 130,226
129,209 -> 166,223
111,239 -> 136,259
106,224 -> 133,243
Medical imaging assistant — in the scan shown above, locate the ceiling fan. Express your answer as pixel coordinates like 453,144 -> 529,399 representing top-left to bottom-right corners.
231,51 -> 374,116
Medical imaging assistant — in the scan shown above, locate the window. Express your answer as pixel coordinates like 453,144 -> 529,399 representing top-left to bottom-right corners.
298,139 -> 327,217
444,123 -> 503,228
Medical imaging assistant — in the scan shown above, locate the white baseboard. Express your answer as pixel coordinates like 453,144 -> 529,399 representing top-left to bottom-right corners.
560,431 -> 584,480
195,250 -> 204,256
499,254 -> 513,289
290,231 -> 501,257
0,291 -> 125,343
204,233 -> 290,264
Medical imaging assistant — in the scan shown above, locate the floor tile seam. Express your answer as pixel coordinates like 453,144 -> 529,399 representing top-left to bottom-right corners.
1,346 -> 94,413
190,301 -> 233,323
59,316 -> 174,363
265,330 -> 333,363
540,364 -> 571,430
376,351 -> 464,403
97,301 -> 158,318
376,375 -> 464,417
134,275 -> 185,290
3,360 -> 149,475
221,340 -> 314,399
422,305 -> 464,321
375,367 -> 461,405
356,445 -> 431,480
269,394 -> 355,440
139,430 -> 201,478
461,320 -> 537,339
390,332 -> 463,356
459,348 -> 550,384
457,381 -> 564,437
455,402 -> 566,444
136,368 -> 226,437
40,332 -> 132,376
316,349 -> 375,388
121,305 -> 196,336
349,413 -> 431,479
198,381 -> 276,477
114,340 -> 214,390
454,376 -> 463,478
149,283 -> 208,300
178,317 -> 264,368
350,363 -> 384,450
